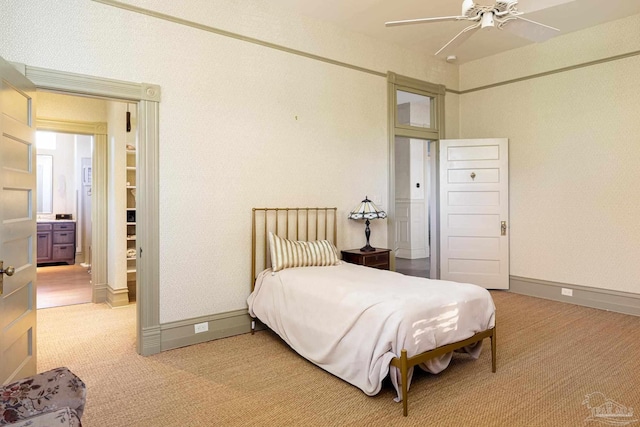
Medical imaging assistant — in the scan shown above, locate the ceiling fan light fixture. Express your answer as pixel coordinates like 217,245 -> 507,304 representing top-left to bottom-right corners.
481,12 -> 495,29
385,0 -> 562,58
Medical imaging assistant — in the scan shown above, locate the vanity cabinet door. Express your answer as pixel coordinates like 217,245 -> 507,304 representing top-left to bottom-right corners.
37,223 -> 53,263
37,232 -> 52,262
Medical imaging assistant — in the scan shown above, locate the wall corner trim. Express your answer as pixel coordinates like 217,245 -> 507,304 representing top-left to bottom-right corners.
509,276 -> 640,317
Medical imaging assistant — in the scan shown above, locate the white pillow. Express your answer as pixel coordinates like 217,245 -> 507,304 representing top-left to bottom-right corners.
268,232 -> 340,272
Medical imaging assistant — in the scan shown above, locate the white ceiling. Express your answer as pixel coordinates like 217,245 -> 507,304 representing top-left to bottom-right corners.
269,0 -> 640,63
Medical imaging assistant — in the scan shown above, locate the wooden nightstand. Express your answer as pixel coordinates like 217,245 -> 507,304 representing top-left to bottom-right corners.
341,248 -> 391,270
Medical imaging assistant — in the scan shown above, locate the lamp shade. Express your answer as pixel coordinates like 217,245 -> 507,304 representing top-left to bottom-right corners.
348,197 -> 387,220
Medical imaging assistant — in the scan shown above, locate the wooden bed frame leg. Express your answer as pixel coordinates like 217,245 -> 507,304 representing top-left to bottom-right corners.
400,349 -> 409,417
251,319 -> 256,335
491,326 -> 497,373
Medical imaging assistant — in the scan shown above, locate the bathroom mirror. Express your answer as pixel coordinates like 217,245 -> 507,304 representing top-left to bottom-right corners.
37,154 -> 53,214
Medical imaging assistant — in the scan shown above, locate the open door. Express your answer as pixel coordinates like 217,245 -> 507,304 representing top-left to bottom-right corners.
0,56 -> 37,383
439,138 -> 509,289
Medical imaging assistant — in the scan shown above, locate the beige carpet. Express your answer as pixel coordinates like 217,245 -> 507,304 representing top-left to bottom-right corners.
37,292 -> 640,426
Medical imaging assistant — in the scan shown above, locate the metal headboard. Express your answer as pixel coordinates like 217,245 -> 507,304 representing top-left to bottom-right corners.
251,207 -> 338,291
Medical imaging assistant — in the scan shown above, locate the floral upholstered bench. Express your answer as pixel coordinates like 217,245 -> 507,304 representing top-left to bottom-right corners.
1,367 -> 86,426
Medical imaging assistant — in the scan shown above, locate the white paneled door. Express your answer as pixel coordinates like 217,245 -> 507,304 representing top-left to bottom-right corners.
0,56 -> 37,384
439,139 -> 509,289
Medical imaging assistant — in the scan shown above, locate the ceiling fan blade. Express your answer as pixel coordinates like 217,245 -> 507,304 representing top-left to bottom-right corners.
435,22 -> 481,57
502,16 -> 560,42
385,15 -> 463,27
518,0 -> 576,14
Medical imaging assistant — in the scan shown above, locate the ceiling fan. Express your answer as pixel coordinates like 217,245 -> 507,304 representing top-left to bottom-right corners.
385,0 -> 562,57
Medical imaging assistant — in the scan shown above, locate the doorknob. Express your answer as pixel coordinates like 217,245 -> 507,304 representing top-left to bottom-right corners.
0,261 -> 15,276
501,221 -> 507,236
0,261 -> 16,296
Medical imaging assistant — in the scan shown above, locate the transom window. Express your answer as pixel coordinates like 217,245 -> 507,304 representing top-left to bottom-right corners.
396,90 -> 434,130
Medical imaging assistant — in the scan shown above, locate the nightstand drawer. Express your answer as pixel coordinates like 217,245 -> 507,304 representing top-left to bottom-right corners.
341,248 -> 391,270
361,253 -> 389,267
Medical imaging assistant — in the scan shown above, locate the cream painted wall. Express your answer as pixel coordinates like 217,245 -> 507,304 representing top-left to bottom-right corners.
458,14 -> 640,294
0,0 -> 457,323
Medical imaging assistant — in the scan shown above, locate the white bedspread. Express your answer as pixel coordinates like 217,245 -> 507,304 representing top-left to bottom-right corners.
247,262 -> 495,399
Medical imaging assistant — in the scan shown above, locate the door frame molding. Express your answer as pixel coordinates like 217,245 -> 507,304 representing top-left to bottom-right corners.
387,72 -> 445,278
24,65 -> 161,356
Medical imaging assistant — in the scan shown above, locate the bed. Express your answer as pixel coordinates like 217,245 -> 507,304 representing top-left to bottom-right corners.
247,207 -> 496,416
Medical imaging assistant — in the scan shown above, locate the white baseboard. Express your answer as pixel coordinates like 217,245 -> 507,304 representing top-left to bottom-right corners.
509,276 -> 640,317
395,248 -> 428,259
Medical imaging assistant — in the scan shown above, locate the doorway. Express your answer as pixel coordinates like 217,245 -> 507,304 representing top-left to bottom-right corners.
20,62 -> 161,355
35,130 -> 93,309
34,94 -> 139,308
387,72 -> 445,279
393,136 -> 434,279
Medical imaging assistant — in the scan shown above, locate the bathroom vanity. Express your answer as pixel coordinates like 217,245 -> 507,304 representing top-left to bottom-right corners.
37,221 -> 76,265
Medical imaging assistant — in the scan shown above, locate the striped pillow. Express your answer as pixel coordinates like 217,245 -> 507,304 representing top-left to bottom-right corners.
268,232 -> 340,272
